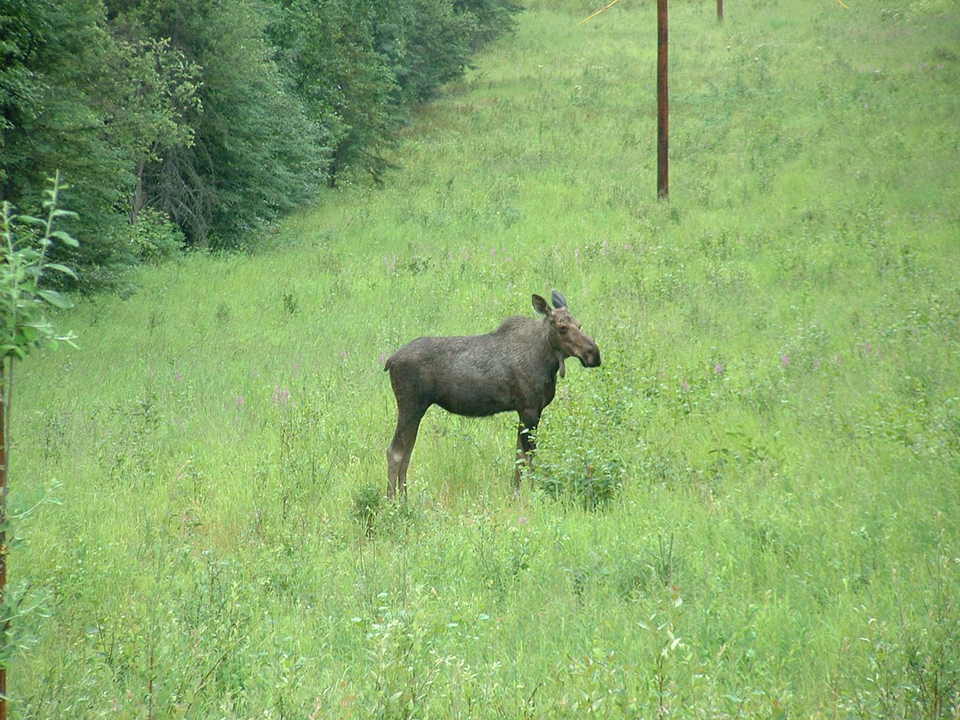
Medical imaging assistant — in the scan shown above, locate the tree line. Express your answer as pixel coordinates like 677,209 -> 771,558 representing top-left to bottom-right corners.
0,0 -> 520,288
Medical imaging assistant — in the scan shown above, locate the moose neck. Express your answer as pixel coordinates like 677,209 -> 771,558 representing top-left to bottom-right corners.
539,320 -> 568,379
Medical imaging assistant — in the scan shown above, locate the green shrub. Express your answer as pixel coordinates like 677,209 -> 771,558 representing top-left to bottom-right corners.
535,450 -> 624,510
120,208 -> 184,264
352,483 -> 383,536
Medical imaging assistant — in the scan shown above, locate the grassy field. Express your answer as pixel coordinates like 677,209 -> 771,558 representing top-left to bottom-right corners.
13,0 -> 960,717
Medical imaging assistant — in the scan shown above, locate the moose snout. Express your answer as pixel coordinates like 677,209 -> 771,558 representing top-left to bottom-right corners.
579,345 -> 601,368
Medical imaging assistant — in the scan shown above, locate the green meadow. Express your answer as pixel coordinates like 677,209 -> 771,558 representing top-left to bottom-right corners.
14,0 -> 960,716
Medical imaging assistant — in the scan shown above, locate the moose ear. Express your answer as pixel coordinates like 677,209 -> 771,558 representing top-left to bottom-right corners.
532,294 -> 551,316
551,290 -> 568,309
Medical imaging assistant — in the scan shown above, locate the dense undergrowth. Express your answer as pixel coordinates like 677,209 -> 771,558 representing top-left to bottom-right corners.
12,0 -> 960,717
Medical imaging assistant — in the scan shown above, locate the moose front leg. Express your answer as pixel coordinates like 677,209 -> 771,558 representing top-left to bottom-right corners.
515,409 -> 541,490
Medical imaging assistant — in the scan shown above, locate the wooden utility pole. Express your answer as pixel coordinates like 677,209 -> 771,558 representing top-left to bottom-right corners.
657,0 -> 668,199
717,0 -> 724,21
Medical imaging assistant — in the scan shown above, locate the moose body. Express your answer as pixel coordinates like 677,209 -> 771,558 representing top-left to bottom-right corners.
384,291 -> 601,497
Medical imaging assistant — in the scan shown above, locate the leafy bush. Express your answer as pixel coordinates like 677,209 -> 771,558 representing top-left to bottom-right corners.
117,208 -> 184,264
535,450 -> 624,510
352,483 -> 383,536
0,174 -> 79,355
54,208 -> 184,289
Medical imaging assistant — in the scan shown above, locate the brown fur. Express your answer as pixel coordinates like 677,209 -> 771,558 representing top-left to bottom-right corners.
384,291 -> 601,497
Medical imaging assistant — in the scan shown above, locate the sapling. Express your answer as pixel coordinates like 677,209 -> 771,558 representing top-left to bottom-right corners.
0,172 -> 79,717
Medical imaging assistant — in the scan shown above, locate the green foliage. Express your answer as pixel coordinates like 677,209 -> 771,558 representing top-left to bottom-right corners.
0,1 -> 49,189
1,0 -> 130,236
352,483 -> 383,536
833,558 -> 960,719
0,173 -> 78,359
111,0 -> 327,248
535,451 -> 624,510
454,0 -> 522,49
265,0 -> 395,185
2,0 -> 520,273
0,0 -> 198,286
385,0 -> 477,105
109,207 -> 184,264
0,173 -> 78,687
97,35 -> 202,228
265,0 -> 516,186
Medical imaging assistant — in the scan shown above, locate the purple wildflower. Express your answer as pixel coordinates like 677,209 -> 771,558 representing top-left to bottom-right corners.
714,362 -> 725,375
780,354 -> 791,368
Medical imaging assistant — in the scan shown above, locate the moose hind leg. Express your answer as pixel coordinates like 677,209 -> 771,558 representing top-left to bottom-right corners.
387,404 -> 427,498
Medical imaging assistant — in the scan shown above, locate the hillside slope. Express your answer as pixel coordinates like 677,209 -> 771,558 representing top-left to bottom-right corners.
15,0 -> 960,716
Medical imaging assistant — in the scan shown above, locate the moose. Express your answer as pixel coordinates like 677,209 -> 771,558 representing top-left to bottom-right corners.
384,290 -> 601,497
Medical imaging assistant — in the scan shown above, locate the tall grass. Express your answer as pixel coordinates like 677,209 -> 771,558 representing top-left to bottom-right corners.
13,0 -> 960,717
